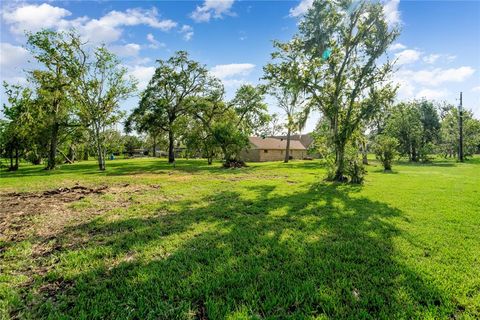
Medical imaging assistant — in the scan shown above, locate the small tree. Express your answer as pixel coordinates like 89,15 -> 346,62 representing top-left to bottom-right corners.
263,39 -> 310,163
74,46 -> 136,170
373,135 -> 398,172
1,83 -> 34,171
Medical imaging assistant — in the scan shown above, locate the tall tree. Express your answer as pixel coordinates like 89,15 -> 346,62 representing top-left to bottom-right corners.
134,51 -> 213,164
1,83 -> 34,171
26,30 -> 83,170
298,0 -> 399,181
263,39 -> 310,162
186,84 -> 228,164
73,45 -> 136,170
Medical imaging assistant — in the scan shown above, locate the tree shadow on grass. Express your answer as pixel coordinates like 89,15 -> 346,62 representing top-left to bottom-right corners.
0,159 -> 258,179
23,182 -> 453,319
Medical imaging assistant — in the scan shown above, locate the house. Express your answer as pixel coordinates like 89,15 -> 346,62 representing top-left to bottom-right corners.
270,133 -> 314,149
239,137 -> 307,162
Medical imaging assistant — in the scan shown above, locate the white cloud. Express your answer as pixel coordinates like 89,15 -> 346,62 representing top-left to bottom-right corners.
128,65 -> 155,90
383,0 -> 401,26
394,66 -> 476,99
2,3 -> 72,34
446,55 -> 457,62
289,0 -> 313,17
0,42 -> 29,67
80,8 -> 177,44
191,0 -> 235,23
388,43 -> 406,51
395,49 -> 421,65
471,86 -> 480,92
110,43 -> 141,57
210,63 -> 255,79
410,66 -> 475,86
423,54 -> 440,64
222,79 -> 250,88
146,33 -> 165,49
180,25 -> 194,41
2,4 -> 177,44
415,88 -> 449,100
210,63 -> 255,88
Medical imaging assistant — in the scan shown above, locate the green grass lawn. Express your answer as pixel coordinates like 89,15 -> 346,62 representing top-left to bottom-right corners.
1,157 -> 479,319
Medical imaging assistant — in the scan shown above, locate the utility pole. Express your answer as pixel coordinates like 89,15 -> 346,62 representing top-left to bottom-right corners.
458,92 -> 464,162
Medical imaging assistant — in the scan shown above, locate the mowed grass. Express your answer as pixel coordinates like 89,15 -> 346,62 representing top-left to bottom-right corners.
0,157 -> 479,319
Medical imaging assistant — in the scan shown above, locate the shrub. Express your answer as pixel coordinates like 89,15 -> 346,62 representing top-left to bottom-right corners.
374,135 -> 398,172
344,157 -> 366,184
325,146 -> 366,184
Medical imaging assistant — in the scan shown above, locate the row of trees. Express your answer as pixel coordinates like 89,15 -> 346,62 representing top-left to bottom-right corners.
125,0 -> 401,179
368,100 -> 480,171
1,30 -> 136,171
2,0 -> 479,182
125,51 -> 270,167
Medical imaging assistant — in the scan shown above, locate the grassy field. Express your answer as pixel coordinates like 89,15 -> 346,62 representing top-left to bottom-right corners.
0,157 -> 479,319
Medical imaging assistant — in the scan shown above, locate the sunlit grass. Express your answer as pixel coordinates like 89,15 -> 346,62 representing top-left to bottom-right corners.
1,156 -> 479,319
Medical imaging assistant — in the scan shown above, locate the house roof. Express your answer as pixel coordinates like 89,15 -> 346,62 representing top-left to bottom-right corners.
249,137 -> 307,150
270,133 -> 314,148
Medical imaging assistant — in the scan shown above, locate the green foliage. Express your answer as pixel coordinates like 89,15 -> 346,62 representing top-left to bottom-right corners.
440,106 -> 480,158
211,121 -> 249,164
385,100 -> 441,162
128,51 -> 214,163
26,29 -> 84,170
1,83 -> 35,170
297,0 -> 399,181
373,135 -> 399,171
73,44 -> 136,170
230,84 -> 270,136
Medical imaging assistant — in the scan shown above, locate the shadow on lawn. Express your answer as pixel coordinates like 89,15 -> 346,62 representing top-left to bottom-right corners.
27,182 -> 450,319
0,158 -> 258,178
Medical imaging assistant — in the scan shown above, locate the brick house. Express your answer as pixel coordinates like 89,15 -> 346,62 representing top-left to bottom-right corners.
239,137 -> 307,162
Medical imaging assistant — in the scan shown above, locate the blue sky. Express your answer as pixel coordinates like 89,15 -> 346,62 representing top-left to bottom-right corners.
1,0 -> 479,132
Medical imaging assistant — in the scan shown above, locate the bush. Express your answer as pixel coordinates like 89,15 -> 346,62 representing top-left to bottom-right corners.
344,158 -> 366,184
373,135 -> 398,172
223,159 -> 247,168
325,146 -> 366,184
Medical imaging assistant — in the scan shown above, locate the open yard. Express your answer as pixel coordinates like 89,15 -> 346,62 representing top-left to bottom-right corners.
1,158 -> 479,319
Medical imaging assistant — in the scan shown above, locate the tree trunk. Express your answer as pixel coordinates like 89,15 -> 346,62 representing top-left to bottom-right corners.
168,129 -> 175,164
98,152 -> 105,170
97,143 -> 105,171
83,148 -> 89,161
9,149 -> 13,170
361,141 -> 369,165
152,134 -> 157,158
412,145 -> 418,162
94,123 -> 106,171
47,123 -> 59,170
14,147 -> 19,170
68,145 -> 76,163
333,142 -> 347,182
284,127 -> 291,163
384,162 -> 392,171
208,157 -> 212,165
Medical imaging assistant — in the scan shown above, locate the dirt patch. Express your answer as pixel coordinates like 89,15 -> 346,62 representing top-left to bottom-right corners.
0,185 -> 110,244
0,183 -> 159,246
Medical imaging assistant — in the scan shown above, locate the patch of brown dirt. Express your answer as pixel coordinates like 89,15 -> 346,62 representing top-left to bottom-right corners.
0,183 -> 160,246
0,185 -> 109,244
